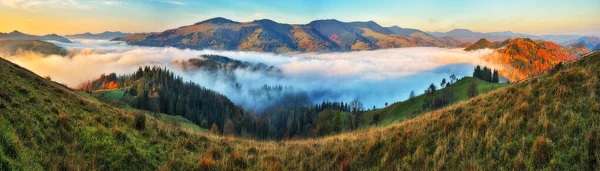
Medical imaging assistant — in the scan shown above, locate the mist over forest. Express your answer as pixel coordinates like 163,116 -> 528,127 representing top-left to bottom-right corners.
4,39 -> 501,111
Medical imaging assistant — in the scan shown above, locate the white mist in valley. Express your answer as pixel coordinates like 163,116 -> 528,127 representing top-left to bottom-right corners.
3,39 -> 502,111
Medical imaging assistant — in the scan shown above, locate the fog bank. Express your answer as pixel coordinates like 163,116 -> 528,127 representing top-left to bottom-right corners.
3,39 -> 501,110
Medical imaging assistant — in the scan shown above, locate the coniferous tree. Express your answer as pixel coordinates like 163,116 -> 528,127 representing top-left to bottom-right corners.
467,80 -> 478,98
450,74 -> 458,84
473,65 -> 482,79
441,78 -> 447,88
492,69 -> 499,83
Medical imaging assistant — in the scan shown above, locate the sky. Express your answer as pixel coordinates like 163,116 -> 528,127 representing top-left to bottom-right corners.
0,0 -> 599,36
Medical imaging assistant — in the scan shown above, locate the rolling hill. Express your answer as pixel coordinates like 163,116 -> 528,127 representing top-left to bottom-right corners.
0,40 -> 67,56
0,30 -> 71,43
464,38 -> 496,51
361,77 -> 509,127
65,31 -> 131,40
1,50 -> 599,169
114,17 -> 463,53
465,38 -> 589,81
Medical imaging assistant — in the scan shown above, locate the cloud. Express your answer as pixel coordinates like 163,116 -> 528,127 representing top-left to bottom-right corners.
3,39 -> 502,111
102,1 -> 126,6
252,12 -> 268,18
158,0 -> 186,5
0,0 -> 90,9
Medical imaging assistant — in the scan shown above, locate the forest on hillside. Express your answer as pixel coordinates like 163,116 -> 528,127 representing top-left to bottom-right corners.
80,66 -> 374,139
79,64 -> 488,140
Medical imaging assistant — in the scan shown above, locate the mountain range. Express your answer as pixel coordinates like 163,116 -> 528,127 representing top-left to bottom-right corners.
562,36 -> 600,50
114,17 -> 463,53
428,29 -> 585,44
65,31 -> 131,40
0,30 -> 71,43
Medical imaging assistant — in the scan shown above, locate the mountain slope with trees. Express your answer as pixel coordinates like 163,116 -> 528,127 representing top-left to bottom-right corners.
0,40 -> 67,56
114,17 -> 463,52
79,66 -> 260,137
79,65 -> 359,139
466,38 -> 590,81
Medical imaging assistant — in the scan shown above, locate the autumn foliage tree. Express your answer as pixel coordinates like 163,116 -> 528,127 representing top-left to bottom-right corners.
107,81 -> 118,89
210,123 -> 220,135
223,120 -> 236,136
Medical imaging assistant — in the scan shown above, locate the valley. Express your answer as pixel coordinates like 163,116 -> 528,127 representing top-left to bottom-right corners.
1,0 -> 599,169
1,48 -> 598,170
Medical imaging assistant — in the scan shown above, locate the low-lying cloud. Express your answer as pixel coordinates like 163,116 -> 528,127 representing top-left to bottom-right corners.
3,39 -> 501,111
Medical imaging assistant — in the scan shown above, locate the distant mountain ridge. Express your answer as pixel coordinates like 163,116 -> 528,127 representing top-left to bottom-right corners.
429,29 -> 583,44
65,31 -> 131,40
0,30 -> 71,43
562,36 -> 600,50
115,17 -> 463,53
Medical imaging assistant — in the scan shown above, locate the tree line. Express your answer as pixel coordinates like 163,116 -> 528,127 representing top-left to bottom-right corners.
473,65 -> 499,83
421,74 -> 458,111
80,66 -> 265,138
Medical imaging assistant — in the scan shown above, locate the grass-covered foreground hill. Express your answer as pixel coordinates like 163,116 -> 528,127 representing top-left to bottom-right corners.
1,51 -> 600,170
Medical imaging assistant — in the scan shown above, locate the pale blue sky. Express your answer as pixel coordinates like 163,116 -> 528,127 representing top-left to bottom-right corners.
1,0 -> 598,35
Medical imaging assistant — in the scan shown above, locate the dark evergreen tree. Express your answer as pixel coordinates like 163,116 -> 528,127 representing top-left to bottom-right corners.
467,80 -> 478,98
473,65 -> 482,79
492,69 -> 499,83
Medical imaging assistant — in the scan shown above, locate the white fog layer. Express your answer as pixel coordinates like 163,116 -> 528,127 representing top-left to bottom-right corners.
3,39 -> 502,110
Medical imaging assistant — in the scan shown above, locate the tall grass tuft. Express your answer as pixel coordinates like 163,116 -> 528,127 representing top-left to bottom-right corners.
133,113 -> 146,130
532,136 -> 552,168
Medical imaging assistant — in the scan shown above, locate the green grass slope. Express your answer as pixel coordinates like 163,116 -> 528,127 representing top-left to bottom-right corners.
0,57 -> 217,170
363,77 -> 509,126
90,89 -> 207,133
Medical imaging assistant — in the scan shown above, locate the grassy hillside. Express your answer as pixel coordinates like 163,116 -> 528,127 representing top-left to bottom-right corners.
1,51 -> 599,170
0,40 -> 67,56
362,77 -> 509,126
0,57 -> 220,170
